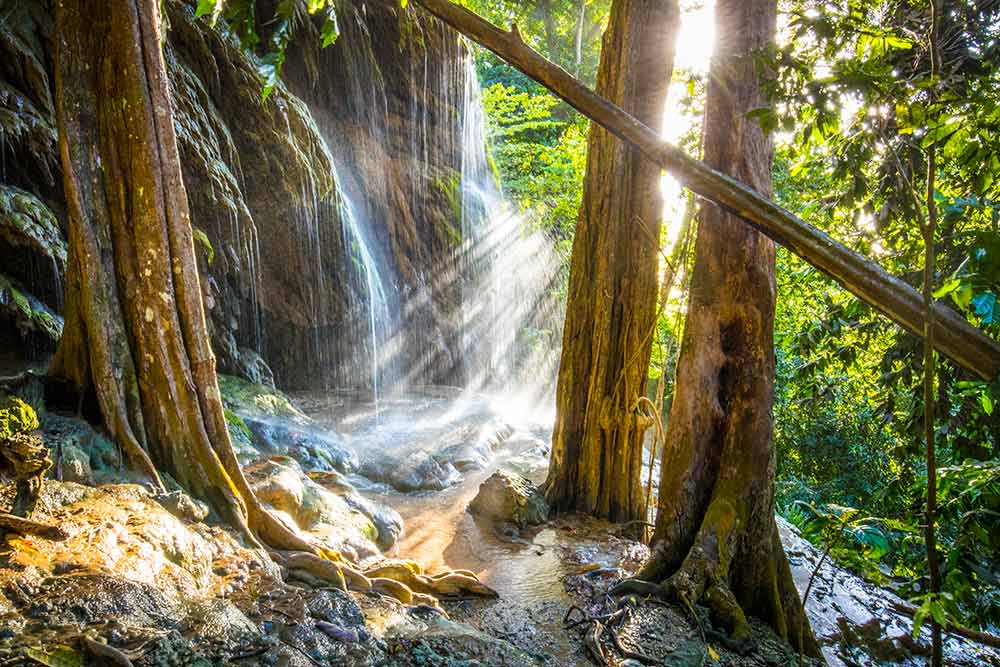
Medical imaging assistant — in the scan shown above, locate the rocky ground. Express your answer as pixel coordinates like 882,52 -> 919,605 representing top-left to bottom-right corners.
1,375 -> 997,666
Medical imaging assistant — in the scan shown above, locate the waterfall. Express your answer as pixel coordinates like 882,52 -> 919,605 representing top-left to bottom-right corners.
457,56 -> 564,398
334,173 -> 393,412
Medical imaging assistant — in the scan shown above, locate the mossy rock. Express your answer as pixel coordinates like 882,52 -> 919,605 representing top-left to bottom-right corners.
0,185 -> 67,267
0,273 -> 64,341
0,393 -> 40,440
217,374 -> 305,421
467,470 -> 548,528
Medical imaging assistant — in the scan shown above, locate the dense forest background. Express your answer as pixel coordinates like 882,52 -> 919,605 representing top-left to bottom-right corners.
463,0 -> 1000,631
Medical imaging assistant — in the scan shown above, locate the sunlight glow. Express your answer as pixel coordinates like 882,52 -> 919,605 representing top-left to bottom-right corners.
658,0 -> 716,299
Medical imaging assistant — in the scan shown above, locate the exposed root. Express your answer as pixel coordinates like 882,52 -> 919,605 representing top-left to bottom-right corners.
284,552 -> 370,592
608,578 -> 661,598
363,559 -> 498,600
80,636 -> 133,666
611,563 -> 755,656
370,577 -> 414,604
703,581 -> 753,652
563,600 -> 658,666
0,511 -> 67,540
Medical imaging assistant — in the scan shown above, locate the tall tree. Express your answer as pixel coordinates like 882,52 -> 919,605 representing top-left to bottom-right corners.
50,0 -> 306,551
544,0 -> 679,522
620,0 -> 819,653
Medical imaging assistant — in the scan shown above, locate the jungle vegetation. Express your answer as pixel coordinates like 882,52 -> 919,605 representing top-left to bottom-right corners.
9,0 -> 1000,662
463,0 -> 1000,647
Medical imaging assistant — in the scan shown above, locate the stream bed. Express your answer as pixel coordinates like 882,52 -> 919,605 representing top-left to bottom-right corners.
291,388 -> 999,667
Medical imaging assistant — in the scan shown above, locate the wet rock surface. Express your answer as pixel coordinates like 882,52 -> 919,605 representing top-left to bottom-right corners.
4,389 -> 996,667
219,374 -> 360,473
245,456 -> 400,561
468,470 -> 549,528
779,518 -> 997,667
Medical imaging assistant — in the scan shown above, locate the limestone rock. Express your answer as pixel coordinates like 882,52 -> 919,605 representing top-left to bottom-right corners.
468,470 -> 548,528
57,443 -> 92,485
245,457 -> 401,560
155,489 -> 210,523
360,451 -> 461,493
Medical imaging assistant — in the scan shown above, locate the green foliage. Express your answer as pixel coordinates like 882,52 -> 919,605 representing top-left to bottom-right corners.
193,227 -> 215,265
460,0 -> 612,85
769,0 -> 1000,628
195,0 -> 339,99
480,81 -> 587,293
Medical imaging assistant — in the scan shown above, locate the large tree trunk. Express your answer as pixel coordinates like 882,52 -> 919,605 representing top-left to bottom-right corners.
50,0 -> 307,551
623,0 -> 819,654
544,0 -> 679,523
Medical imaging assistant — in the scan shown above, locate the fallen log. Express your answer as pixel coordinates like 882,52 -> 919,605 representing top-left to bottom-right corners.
890,600 -> 1000,651
412,0 -> 1000,382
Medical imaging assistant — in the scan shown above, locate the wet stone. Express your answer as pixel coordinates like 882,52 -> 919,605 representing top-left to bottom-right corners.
468,470 -> 548,528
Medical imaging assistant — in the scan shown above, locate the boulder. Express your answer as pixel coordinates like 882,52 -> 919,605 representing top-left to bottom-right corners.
360,451 -> 461,493
218,373 -> 358,473
468,471 -> 548,528
245,457 -> 401,560
40,413 -> 131,484
57,443 -> 92,485
246,418 -> 358,473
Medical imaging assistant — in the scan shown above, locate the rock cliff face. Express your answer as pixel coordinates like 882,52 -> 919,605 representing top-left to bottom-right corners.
0,0 -> 484,390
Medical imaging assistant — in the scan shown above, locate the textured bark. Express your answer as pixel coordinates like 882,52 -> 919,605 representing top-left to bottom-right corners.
629,0 -> 818,653
544,0 -> 679,523
49,0 -> 308,551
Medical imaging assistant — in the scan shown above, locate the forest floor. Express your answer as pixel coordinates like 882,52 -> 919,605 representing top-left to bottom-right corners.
0,377 -> 997,666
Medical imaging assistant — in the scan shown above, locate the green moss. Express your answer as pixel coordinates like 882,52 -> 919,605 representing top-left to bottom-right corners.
224,407 -> 252,441
0,393 -> 40,440
193,227 -> 215,264
0,273 -> 64,341
432,170 -> 463,245
0,185 -> 67,266
217,373 -> 305,420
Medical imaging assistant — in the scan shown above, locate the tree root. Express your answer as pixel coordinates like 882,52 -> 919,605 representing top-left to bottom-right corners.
563,601 -> 658,666
0,511 -> 67,540
275,549 -> 496,611
611,573 -> 756,657
363,559 -> 498,600
80,636 -> 133,666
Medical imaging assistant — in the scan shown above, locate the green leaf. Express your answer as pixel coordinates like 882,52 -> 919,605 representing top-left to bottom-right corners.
912,605 -> 929,638
930,601 -> 948,627
981,391 -> 994,415
25,646 -> 84,667
933,278 -> 960,299
195,0 -> 221,21
746,107 -> 778,132
971,291 -> 998,324
321,15 -> 339,47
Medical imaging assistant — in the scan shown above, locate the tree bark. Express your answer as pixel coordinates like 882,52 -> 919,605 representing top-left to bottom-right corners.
544,0 -> 679,523
50,0 -> 309,551
625,0 -> 818,654
412,0 -> 1000,382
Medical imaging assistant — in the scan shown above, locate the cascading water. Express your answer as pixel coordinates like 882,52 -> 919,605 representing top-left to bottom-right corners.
333,173 -> 393,413
457,56 -> 564,400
